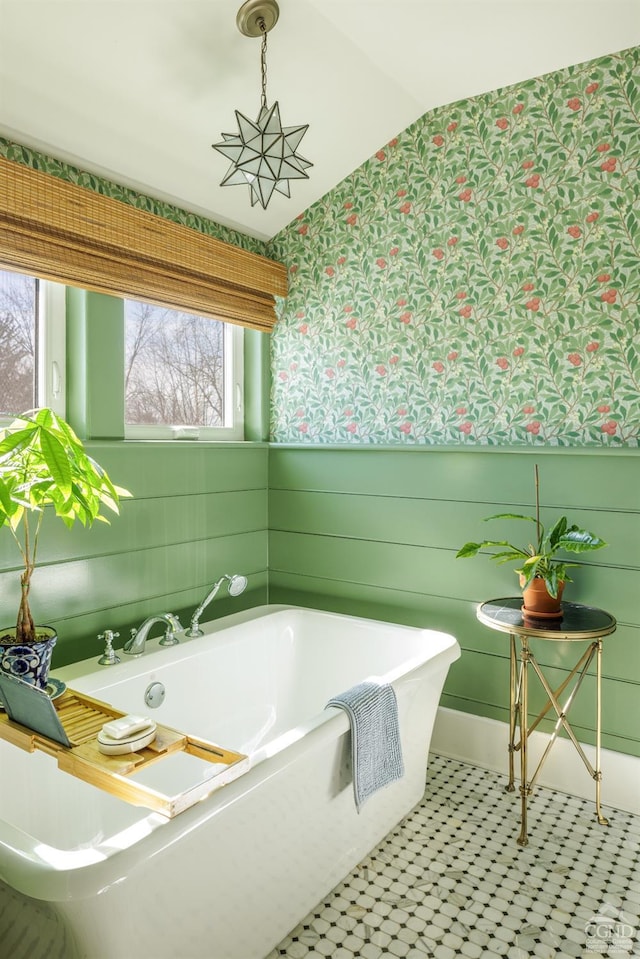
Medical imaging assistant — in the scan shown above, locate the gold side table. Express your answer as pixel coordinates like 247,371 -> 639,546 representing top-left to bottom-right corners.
477,597 -> 616,846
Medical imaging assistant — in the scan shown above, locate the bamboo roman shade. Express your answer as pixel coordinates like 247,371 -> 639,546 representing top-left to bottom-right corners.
0,156 -> 287,332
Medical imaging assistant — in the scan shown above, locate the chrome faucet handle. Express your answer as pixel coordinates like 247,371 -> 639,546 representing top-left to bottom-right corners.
98,629 -> 121,666
159,614 -> 182,647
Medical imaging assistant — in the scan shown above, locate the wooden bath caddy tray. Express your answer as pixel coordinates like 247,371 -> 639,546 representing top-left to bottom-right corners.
0,687 -> 250,818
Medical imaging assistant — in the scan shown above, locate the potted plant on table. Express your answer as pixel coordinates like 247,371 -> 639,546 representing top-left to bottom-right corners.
0,408 -> 130,688
456,465 -> 607,616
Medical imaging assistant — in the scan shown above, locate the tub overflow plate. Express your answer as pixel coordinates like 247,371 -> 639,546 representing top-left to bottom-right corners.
144,681 -> 165,709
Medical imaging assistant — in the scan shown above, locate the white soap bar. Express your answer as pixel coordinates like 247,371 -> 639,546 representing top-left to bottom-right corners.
101,714 -> 154,740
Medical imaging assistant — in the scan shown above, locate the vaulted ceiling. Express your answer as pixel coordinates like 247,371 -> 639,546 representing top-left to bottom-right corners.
1,1 -> 638,241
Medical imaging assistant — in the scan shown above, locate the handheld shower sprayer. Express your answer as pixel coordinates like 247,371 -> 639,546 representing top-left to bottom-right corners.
186,573 -> 248,637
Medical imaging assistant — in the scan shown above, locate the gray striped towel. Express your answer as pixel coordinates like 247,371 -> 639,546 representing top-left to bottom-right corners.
326,681 -> 404,811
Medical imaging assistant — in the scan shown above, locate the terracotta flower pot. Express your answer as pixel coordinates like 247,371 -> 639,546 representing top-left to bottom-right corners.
520,577 -> 565,618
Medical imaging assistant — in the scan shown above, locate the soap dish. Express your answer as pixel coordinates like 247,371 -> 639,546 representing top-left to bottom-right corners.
97,722 -> 157,755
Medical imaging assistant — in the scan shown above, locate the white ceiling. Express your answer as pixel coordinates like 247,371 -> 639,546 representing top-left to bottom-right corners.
1,1 -> 639,242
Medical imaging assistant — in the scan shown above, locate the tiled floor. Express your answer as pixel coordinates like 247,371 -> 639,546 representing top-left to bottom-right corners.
267,755 -> 640,959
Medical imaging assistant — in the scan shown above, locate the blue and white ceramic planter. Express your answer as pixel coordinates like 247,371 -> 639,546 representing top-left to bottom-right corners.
0,627 -> 57,689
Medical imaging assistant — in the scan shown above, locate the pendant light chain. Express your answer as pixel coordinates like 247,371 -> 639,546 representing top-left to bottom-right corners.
259,18 -> 268,110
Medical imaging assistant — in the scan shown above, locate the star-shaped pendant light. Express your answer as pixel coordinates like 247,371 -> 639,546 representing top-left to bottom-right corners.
212,0 -> 312,210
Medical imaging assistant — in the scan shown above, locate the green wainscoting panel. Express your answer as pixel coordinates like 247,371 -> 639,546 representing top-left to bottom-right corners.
269,446 -> 640,759
0,444 -> 269,667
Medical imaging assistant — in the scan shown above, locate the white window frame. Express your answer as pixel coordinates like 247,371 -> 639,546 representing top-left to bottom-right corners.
38,279 -> 67,417
0,273 -> 66,424
124,321 -> 244,442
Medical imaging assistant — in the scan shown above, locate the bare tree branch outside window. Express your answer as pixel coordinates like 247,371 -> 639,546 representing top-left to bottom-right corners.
125,300 -> 225,428
0,270 -> 37,415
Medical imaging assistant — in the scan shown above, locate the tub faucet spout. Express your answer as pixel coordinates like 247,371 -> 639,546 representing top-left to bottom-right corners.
124,613 -> 183,656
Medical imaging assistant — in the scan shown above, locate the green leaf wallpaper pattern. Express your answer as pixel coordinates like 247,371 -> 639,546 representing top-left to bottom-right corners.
267,47 -> 640,447
0,137 -> 266,256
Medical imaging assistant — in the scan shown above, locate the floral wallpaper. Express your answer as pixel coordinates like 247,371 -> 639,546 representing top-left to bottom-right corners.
0,137 -> 265,255
268,47 -> 640,446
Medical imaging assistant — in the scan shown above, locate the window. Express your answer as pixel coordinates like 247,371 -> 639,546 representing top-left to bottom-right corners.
0,269 -> 65,420
124,300 -> 243,440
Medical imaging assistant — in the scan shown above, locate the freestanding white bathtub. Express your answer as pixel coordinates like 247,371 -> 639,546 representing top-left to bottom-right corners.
0,605 -> 460,959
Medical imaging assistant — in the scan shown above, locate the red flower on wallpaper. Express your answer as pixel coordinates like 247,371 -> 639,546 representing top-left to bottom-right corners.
458,188 -> 473,202
388,138 -> 398,147
325,368 -> 335,379
601,289 -> 617,303
397,189 -> 407,197
337,256 -> 346,265
346,422 -> 357,434
297,224 -> 308,235
512,225 -> 525,235
597,404 -> 611,413
456,291 -> 467,299
567,225 -> 581,238
496,117 -> 508,130
596,143 -> 610,152
447,122 -> 458,132
290,362 -> 298,371
458,421 -> 473,434
278,371 -> 288,381
513,346 -> 525,357
496,237 -> 509,250
325,266 -> 335,277
337,359 -> 346,368
346,213 -> 358,226
343,304 -> 353,313
525,297 -> 541,311
522,282 -> 535,292
298,323 -> 308,334
397,407 -> 407,416
399,421 -> 412,434
298,422 -> 308,433
568,353 -> 582,366
455,175 -> 466,184
289,265 -> 298,274
390,355 -> 399,365
601,420 -> 617,435
433,361 -> 445,373
523,406 -> 535,414
295,408 -> 304,417
376,258 -> 387,269
345,317 -> 357,330
397,297 -> 407,306
586,82 -> 599,94
567,97 -> 581,111
586,342 -> 600,352
522,160 -> 535,169
596,274 -> 611,283
458,305 -> 472,319
433,248 -> 445,260
447,351 -> 459,361
447,236 -> 459,247
390,247 -> 399,256
525,174 -> 541,188
601,157 -> 617,172
512,103 -> 525,114
433,135 -> 444,147
399,311 -> 412,324
456,407 -> 467,415
586,212 -> 599,223
343,201 -> 353,209
375,365 -> 387,376
399,201 -> 412,214
496,357 -> 509,370
525,421 -> 541,434
375,150 -> 386,161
